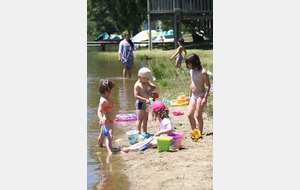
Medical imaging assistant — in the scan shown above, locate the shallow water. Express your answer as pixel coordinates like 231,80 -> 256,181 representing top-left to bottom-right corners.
87,48 -> 150,189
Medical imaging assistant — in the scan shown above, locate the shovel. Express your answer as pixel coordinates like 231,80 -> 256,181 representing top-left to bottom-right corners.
139,137 -> 155,151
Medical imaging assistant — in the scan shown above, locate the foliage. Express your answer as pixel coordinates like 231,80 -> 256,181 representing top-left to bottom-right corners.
87,0 -> 147,40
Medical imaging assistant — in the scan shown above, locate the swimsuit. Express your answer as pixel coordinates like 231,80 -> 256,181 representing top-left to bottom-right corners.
99,118 -> 115,126
192,93 -> 205,100
104,118 -> 114,124
177,54 -> 183,61
102,101 -> 113,111
136,101 -> 147,110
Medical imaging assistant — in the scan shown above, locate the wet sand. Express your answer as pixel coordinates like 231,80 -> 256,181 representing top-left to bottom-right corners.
119,105 -> 213,190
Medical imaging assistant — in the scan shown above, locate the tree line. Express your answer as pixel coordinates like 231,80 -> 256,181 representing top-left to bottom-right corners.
87,0 -> 147,40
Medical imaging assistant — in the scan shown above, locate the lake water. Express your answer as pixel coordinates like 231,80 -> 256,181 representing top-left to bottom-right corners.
87,47 -> 150,190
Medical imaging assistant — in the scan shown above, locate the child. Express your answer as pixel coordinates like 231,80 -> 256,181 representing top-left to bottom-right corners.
170,37 -> 187,68
134,67 -> 156,139
185,53 -> 211,136
121,100 -> 173,153
97,79 -> 116,155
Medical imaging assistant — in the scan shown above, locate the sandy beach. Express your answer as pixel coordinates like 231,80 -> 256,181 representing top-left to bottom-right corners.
119,105 -> 213,190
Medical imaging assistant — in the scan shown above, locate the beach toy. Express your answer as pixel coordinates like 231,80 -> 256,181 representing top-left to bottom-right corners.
190,129 -> 202,140
126,130 -> 139,145
162,98 -> 170,104
177,95 -> 189,104
157,136 -> 173,152
115,113 -> 137,122
114,139 -> 122,143
145,104 -> 152,112
99,121 -> 109,136
172,110 -> 184,116
139,137 -> 155,151
151,92 -> 159,101
167,133 -> 183,150
170,95 -> 190,106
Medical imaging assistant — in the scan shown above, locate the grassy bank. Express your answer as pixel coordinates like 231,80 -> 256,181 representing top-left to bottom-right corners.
135,47 -> 213,118
91,46 -> 213,118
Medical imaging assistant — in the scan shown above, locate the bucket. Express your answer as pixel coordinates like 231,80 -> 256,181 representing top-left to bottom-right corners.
157,136 -> 173,152
126,130 -> 139,145
167,133 -> 183,150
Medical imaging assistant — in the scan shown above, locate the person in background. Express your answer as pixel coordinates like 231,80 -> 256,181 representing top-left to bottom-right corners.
185,53 -> 211,137
118,33 -> 134,78
97,79 -> 116,155
170,37 -> 187,68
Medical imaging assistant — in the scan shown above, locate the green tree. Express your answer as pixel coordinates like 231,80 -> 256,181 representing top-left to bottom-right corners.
87,0 -> 147,40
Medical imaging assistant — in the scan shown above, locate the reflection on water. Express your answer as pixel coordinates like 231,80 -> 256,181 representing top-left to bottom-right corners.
87,49 -> 147,190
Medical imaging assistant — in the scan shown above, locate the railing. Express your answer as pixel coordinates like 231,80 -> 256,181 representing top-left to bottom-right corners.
149,0 -> 212,12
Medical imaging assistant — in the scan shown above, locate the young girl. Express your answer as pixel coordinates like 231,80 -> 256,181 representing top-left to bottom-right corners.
97,79 -> 116,155
185,53 -> 211,136
121,100 -> 173,153
170,37 -> 187,68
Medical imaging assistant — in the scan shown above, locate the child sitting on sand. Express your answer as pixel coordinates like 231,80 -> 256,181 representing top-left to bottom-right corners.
121,100 -> 173,153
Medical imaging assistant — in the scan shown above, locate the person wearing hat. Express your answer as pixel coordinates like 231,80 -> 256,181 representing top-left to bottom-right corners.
121,100 -> 174,153
118,33 -> 134,78
134,67 -> 156,139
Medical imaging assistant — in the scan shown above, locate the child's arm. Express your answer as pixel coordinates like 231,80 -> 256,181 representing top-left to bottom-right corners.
183,48 -> 187,59
97,101 -> 106,124
201,70 -> 211,104
155,122 -> 173,136
146,81 -> 156,95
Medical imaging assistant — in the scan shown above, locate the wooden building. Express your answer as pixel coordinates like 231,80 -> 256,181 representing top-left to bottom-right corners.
147,0 -> 213,49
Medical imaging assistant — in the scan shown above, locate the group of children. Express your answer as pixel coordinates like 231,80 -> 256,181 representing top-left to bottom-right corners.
97,50 -> 211,155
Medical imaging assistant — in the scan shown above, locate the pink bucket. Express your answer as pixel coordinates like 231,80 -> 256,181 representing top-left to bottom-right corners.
167,133 -> 183,149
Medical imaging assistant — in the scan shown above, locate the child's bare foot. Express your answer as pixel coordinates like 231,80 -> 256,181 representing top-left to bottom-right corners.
120,147 -> 130,153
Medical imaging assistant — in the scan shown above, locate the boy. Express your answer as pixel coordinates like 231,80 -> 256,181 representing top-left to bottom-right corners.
134,67 -> 156,139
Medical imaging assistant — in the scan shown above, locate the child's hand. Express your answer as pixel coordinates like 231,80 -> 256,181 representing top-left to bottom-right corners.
99,120 -> 106,125
146,99 -> 150,104
201,98 -> 207,106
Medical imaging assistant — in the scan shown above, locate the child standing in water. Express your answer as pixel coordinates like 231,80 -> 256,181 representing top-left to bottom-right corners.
121,100 -> 174,153
134,67 -> 156,139
170,37 -> 187,68
185,53 -> 211,137
97,79 -> 116,155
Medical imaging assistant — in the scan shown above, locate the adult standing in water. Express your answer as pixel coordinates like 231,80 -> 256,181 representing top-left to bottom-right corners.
118,33 -> 134,78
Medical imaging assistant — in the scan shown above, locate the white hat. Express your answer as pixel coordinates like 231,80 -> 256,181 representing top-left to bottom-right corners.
138,67 -> 153,81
